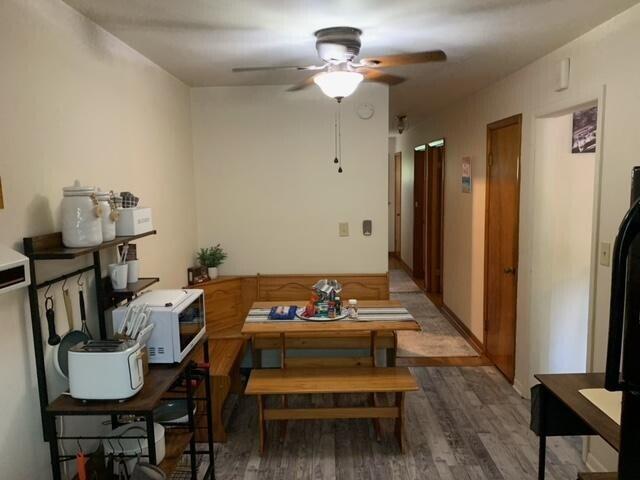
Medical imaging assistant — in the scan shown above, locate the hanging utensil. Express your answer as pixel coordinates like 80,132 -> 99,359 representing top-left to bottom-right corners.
45,296 -> 61,346
62,279 -> 74,331
78,285 -> 93,339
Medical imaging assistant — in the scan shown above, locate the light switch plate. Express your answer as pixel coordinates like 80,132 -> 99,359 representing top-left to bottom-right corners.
600,242 -> 611,266
339,222 -> 349,237
363,220 -> 372,236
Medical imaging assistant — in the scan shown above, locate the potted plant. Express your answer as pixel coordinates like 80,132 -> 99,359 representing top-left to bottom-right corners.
197,244 -> 227,280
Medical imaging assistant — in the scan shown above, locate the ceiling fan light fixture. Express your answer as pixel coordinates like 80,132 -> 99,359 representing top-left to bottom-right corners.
313,71 -> 363,101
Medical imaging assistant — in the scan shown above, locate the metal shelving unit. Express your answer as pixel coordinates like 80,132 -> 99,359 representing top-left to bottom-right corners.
22,230 -> 215,479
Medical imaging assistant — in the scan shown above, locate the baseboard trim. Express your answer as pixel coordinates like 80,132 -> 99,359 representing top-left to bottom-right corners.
512,378 -> 526,398
440,304 -> 485,355
585,451 -> 607,472
390,252 -> 414,278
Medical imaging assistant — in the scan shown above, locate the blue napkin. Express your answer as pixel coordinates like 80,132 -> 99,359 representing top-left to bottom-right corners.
269,305 -> 298,320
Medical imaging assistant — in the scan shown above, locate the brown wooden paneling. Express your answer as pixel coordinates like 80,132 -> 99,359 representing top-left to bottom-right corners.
413,150 -> 426,278
256,273 -> 389,301
200,277 -> 244,338
394,152 -> 402,255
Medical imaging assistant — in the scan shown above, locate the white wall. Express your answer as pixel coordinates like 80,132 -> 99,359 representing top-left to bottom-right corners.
0,0 -> 196,478
530,113 -> 595,376
396,3 -> 640,469
191,85 -> 389,275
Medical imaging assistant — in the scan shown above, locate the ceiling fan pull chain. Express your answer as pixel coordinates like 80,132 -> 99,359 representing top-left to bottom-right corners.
334,106 -> 339,165
338,102 -> 343,173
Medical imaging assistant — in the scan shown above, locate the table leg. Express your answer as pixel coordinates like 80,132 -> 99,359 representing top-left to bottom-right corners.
538,435 -> 547,480
252,336 -> 262,369
258,395 -> 266,455
538,387 -> 547,480
395,392 -> 405,453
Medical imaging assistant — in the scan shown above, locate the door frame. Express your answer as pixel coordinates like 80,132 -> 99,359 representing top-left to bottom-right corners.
393,152 -> 402,256
413,146 -> 426,279
530,86 -> 607,379
426,140 -> 445,297
483,114 -> 522,383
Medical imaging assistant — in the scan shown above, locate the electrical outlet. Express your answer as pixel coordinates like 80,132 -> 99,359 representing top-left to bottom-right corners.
600,242 -> 611,266
338,222 -> 349,237
363,220 -> 372,236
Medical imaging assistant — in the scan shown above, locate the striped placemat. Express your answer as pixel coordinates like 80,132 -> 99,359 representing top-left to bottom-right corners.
246,307 -> 415,323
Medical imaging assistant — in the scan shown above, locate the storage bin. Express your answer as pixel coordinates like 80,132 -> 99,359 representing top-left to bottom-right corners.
116,207 -> 153,236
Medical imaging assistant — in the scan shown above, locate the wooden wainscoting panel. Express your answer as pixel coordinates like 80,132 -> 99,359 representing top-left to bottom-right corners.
256,273 -> 389,301
200,277 -> 244,338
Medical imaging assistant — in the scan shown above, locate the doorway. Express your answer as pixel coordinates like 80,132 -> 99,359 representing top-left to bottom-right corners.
426,139 -> 445,303
530,105 -> 599,377
394,152 -> 402,256
484,114 -> 522,383
413,146 -> 426,279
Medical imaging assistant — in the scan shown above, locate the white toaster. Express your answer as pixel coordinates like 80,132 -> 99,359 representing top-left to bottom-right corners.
68,340 -> 144,400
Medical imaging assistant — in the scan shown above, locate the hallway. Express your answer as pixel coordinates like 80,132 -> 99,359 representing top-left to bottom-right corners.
389,257 -> 489,366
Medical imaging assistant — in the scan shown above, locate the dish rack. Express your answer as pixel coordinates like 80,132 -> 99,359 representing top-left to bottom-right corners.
23,230 -> 215,480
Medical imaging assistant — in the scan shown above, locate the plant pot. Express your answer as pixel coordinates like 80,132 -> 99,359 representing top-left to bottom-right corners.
208,267 -> 219,280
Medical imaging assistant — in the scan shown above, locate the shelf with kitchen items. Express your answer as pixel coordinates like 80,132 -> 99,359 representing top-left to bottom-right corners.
23,229 -> 215,479
45,337 -> 214,479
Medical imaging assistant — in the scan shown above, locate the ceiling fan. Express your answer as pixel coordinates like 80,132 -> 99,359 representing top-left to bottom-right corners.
232,26 -> 446,102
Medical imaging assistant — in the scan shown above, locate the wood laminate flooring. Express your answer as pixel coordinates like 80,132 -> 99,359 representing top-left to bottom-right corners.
206,366 -> 585,479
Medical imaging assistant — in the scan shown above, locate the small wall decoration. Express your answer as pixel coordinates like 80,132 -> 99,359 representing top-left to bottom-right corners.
572,106 -> 598,153
462,156 -> 472,193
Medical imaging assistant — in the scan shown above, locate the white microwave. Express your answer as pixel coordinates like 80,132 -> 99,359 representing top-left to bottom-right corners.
113,289 -> 206,364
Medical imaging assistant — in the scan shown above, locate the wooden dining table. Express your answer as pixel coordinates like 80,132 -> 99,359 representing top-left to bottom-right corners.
241,299 -> 421,368
242,300 -> 422,452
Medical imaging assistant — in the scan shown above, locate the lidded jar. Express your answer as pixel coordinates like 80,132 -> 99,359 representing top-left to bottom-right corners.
61,180 -> 103,248
95,189 -> 118,242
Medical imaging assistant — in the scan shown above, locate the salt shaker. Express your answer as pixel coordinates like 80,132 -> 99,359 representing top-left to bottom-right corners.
348,299 -> 359,319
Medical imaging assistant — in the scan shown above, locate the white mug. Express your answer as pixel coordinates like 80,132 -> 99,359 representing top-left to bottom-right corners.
108,263 -> 128,290
127,260 -> 139,283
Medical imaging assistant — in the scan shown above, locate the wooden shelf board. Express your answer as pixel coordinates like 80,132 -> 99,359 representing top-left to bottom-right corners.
47,337 -> 205,415
24,230 -> 157,260
158,429 -> 194,475
107,277 -> 160,305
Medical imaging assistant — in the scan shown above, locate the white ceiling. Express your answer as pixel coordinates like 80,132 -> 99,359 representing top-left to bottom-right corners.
63,0 -> 639,126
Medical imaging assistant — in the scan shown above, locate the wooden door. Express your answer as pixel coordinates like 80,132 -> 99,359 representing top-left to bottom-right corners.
426,145 -> 444,295
484,114 -> 522,383
394,153 -> 402,256
413,150 -> 426,278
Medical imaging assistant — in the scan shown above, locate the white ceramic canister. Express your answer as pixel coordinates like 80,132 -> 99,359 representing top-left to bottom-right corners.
95,189 -> 118,241
61,180 -> 103,248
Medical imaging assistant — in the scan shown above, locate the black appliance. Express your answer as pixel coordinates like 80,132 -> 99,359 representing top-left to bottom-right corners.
606,166 -> 640,478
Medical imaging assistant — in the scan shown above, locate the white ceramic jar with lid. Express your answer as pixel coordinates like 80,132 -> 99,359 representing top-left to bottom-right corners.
61,180 -> 103,248
95,189 -> 118,242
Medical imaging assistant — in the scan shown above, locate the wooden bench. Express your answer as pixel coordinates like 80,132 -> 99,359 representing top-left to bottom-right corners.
245,366 -> 418,453
210,338 -> 246,442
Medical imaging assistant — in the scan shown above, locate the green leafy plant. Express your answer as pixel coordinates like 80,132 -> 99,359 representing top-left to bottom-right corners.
197,244 -> 227,268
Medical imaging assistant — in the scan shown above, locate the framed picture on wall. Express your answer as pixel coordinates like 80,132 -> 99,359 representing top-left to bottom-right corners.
572,106 -> 598,154
462,156 -> 472,193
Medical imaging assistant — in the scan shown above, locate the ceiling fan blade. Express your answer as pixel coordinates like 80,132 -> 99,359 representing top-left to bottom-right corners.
287,74 -> 318,92
232,64 -> 325,73
360,50 -> 446,68
360,68 -> 406,86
